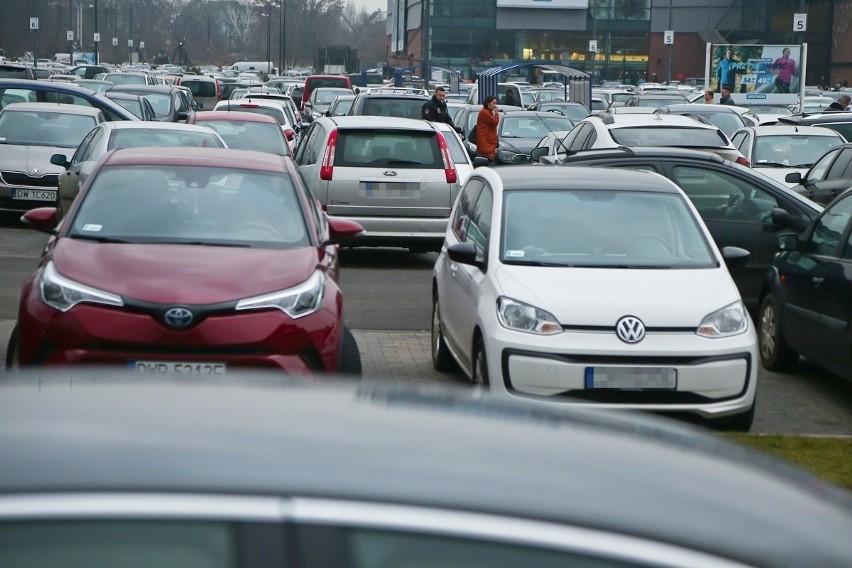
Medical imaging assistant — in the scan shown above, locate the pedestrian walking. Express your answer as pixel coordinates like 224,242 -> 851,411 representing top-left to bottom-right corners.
476,95 -> 500,163
719,85 -> 736,105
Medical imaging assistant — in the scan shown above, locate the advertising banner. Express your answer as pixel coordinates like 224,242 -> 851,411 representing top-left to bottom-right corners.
708,44 -> 801,105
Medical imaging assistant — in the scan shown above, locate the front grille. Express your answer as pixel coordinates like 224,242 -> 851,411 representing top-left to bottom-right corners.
1,172 -> 59,187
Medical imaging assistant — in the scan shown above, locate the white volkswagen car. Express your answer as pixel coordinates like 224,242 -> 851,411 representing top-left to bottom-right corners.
432,166 -> 758,430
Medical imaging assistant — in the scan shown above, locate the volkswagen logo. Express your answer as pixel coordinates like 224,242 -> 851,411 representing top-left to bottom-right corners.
383,170 -> 398,176
615,316 -> 645,344
31,168 -> 40,174
164,307 -> 194,329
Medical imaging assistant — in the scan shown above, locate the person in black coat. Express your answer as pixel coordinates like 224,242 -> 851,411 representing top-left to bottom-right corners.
421,86 -> 455,126
827,94 -> 851,111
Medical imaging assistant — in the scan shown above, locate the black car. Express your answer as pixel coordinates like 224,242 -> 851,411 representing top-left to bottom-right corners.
550,146 -> 823,314
494,110 -> 574,164
0,375 -> 850,567
108,85 -> 195,123
778,111 -> 852,142
784,142 -> 852,205
103,91 -> 158,121
0,79 -> 138,121
66,64 -> 111,79
758,187 -> 852,381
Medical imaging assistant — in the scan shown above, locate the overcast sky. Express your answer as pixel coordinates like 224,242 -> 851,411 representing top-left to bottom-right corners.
354,0 -> 387,17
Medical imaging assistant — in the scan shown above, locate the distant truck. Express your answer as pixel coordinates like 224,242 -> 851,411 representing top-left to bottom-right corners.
231,61 -> 276,75
323,64 -> 345,74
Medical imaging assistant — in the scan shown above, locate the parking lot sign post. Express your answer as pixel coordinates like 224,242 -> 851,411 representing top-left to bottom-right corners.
30,17 -> 39,66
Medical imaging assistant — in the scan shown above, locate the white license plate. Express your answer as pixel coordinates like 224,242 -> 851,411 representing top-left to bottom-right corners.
133,361 -> 226,375
585,366 -> 676,390
359,182 -> 421,198
12,188 -> 57,201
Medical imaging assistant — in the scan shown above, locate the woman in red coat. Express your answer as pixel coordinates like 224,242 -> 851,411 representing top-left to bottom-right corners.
476,95 -> 500,162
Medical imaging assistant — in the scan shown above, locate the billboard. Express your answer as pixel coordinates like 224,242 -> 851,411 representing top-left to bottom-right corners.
708,44 -> 802,105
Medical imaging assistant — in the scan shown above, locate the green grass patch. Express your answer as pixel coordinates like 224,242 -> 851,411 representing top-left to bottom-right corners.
723,434 -> 852,489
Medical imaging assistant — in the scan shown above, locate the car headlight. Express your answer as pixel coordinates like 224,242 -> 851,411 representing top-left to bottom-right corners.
697,301 -> 748,338
498,149 -> 518,162
40,261 -> 124,312
497,297 -> 562,335
235,270 -> 325,319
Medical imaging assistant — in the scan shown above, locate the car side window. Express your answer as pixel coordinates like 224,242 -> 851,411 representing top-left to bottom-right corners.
451,180 -> 482,242
71,128 -> 99,165
467,184 -> 493,260
825,148 -> 852,180
731,131 -> 748,155
296,124 -> 325,165
570,124 -> 594,152
614,163 -> 660,174
809,194 -> 852,257
76,128 -> 105,164
806,148 -> 839,181
671,165 -> 778,223
43,92 -> 93,107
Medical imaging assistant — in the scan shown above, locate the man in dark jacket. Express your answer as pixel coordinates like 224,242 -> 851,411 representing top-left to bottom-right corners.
422,86 -> 455,126
827,94 -> 851,111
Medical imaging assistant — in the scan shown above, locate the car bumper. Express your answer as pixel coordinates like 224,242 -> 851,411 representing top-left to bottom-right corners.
333,214 -> 448,245
485,324 -> 758,419
16,289 -> 343,374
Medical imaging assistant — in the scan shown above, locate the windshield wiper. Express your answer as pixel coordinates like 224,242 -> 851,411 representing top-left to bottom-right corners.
502,259 -> 566,267
754,161 -> 789,168
387,159 -> 421,165
70,234 -> 132,244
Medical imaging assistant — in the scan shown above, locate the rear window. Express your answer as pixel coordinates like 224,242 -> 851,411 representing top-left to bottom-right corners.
108,128 -> 225,150
336,130 -> 442,169
361,98 -> 425,119
0,66 -> 32,79
611,126 -> 728,148
185,81 -> 217,98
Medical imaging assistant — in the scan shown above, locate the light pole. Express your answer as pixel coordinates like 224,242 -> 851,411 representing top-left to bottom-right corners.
279,0 -> 285,73
93,0 -> 99,64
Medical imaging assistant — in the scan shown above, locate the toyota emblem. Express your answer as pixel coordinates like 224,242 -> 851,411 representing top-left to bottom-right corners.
383,170 -> 398,176
615,316 -> 645,343
164,307 -> 194,329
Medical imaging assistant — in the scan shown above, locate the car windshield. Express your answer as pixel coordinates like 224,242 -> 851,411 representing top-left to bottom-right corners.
540,103 -> 589,121
636,97 -> 686,107
70,165 -> 308,247
611,126 -> 728,148
0,110 -> 96,148
197,120 -> 288,155
500,115 -> 573,138
362,98 -> 426,119
500,189 -> 716,268
753,134 -> 842,168
314,89 -> 352,104
108,128 -> 225,150
693,111 -> 745,136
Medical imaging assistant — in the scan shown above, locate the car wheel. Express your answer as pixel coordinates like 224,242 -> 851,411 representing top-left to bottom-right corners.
5,325 -> 20,369
758,295 -> 799,371
431,293 -> 458,372
339,326 -> 362,376
472,335 -> 490,386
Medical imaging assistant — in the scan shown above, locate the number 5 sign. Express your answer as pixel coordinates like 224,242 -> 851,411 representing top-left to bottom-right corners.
793,13 -> 807,32
663,31 -> 674,45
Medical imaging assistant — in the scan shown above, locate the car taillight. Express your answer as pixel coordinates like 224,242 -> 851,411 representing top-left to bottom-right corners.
320,129 -> 338,181
240,103 -> 259,109
284,128 -> 295,141
735,156 -> 750,167
436,132 -> 457,184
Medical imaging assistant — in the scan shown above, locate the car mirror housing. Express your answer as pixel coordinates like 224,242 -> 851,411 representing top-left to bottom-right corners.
777,233 -> 801,252
721,246 -> 750,269
21,207 -> 60,234
446,242 -> 485,269
472,157 -> 490,168
785,171 -> 803,184
50,153 -> 70,169
324,217 -> 364,245
770,208 -> 810,232
529,147 -> 549,163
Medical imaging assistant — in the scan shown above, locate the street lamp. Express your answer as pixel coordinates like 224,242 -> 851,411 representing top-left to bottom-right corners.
93,0 -> 99,64
279,0 -> 285,73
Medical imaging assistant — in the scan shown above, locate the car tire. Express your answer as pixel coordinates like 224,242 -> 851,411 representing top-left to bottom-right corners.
472,335 -> 490,386
431,293 -> 458,372
339,326 -> 362,376
758,295 -> 799,372
5,324 -> 20,369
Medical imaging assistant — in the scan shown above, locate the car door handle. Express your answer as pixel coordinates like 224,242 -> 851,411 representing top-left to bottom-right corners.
449,263 -> 458,278
812,276 -> 824,287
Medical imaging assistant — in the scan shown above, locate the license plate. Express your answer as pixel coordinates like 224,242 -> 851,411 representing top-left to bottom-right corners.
585,366 -> 676,390
132,361 -> 226,375
359,182 -> 421,198
12,188 -> 57,201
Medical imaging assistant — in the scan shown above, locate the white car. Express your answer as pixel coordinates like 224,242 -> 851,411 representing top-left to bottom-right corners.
432,166 -> 758,430
730,125 -> 846,186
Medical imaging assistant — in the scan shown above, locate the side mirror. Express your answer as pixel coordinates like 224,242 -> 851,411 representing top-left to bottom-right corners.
324,217 -> 364,245
50,153 -> 70,169
721,246 -> 750,269
785,171 -> 803,184
21,207 -> 60,234
769,207 -> 810,232
529,147 -> 549,163
511,154 -> 531,164
446,242 -> 485,269
777,233 -> 800,252
284,128 -> 295,141
176,111 -> 189,121
472,157 -> 489,168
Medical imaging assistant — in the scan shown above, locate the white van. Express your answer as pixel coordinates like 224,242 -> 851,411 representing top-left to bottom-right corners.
231,61 -> 277,75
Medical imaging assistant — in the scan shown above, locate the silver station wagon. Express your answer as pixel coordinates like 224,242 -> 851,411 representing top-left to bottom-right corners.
295,116 -> 461,252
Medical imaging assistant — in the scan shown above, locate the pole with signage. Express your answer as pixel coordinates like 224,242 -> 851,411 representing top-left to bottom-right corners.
30,17 -> 39,66
93,0 -> 99,64
666,0 -> 673,84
